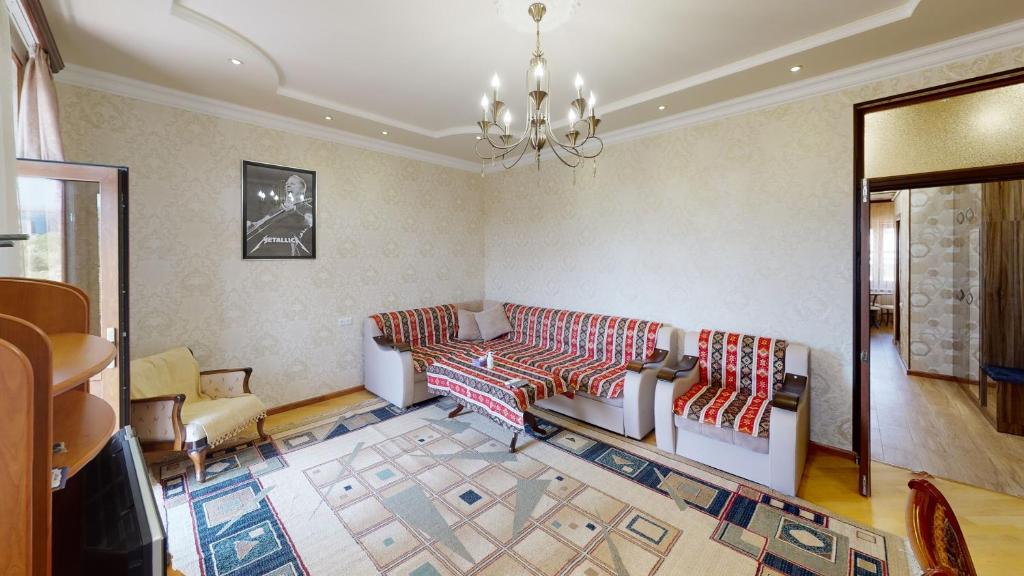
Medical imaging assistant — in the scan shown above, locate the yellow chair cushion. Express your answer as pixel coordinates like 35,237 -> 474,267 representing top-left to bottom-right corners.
130,347 -> 202,404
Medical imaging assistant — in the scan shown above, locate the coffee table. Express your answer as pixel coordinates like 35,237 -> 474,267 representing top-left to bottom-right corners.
425,353 -> 569,451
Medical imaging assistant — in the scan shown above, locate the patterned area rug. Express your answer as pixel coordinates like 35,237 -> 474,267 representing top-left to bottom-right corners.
157,398 -> 909,576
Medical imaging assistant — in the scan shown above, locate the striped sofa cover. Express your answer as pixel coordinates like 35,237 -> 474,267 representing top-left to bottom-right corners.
365,302 -> 672,439
370,304 -> 483,373
488,303 -> 663,399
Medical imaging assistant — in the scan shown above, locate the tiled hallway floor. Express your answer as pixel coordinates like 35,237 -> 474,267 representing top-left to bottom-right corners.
870,329 -> 1024,497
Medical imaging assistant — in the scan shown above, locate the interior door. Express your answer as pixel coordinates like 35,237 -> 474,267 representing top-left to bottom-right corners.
858,178 -> 872,496
13,159 -> 128,424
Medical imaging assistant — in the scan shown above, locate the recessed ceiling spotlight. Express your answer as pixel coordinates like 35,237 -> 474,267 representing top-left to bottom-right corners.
230,58 -> 243,66
657,105 -> 666,111
789,65 -> 803,73
381,130 -> 389,136
324,115 -> 333,120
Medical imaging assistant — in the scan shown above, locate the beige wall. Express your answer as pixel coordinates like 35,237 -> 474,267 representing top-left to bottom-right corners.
57,84 -> 486,408
865,82 -> 1024,178
484,46 -> 1024,449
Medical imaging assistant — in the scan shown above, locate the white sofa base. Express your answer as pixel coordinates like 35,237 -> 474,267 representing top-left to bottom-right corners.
675,430 -> 771,486
536,394 -> 625,435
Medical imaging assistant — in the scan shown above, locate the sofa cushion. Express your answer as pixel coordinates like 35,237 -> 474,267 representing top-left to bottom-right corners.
696,329 -> 788,398
371,304 -> 458,346
411,340 -> 485,373
673,383 -> 772,439
485,340 -> 581,371
457,308 -> 481,341
553,361 -> 627,399
476,305 -> 512,341
130,346 -> 202,404
181,394 -> 267,446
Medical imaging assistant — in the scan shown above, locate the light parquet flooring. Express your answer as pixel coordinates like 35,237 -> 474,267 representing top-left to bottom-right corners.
870,329 -> 1024,497
226,389 -> 1024,575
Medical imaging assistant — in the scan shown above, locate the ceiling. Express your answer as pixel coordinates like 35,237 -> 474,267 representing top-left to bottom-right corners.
43,0 -> 1024,168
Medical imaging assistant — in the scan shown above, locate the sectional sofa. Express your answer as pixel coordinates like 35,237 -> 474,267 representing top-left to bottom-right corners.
363,301 -> 674,439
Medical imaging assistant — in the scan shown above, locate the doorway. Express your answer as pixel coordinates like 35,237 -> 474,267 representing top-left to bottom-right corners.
13,159 -> 130,424
853,66 -> 1024,496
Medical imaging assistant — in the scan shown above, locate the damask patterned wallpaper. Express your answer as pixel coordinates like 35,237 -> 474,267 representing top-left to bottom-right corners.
483,47 -> 1024,449
57,84 -> 486,408
907,186 -> 981,380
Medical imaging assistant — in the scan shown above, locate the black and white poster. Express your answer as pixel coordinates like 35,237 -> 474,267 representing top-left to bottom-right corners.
242,161 -> 316,259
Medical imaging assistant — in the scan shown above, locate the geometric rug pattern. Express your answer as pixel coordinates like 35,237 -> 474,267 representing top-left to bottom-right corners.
157,397 -> 909,575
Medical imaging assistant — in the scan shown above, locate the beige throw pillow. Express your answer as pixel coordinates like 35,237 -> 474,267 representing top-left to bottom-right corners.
476,306 -> 512,341
457,308 -> 481,341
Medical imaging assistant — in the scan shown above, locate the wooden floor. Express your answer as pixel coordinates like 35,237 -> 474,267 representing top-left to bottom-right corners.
869,328 -> 1024,497
249,389 -> 1024,575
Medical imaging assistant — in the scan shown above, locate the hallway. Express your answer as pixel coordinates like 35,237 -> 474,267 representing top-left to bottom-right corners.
870,329 -> 1024,497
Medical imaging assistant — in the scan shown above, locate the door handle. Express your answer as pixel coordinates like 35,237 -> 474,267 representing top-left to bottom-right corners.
956,211 -> 965,225
957,289 -> 965,301
0,233 -> 29,248
966,291 -> 974,305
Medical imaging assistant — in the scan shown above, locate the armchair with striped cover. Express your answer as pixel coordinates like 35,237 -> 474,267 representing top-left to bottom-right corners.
654,329 -> 809,496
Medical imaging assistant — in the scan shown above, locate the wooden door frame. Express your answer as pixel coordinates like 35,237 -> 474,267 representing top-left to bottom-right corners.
852,65 -> 1024,496
15,159 -> 130,426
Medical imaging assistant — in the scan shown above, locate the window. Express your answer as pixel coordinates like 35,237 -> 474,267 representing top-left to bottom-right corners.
869,203 -> 897,293
17,176 -> 64,281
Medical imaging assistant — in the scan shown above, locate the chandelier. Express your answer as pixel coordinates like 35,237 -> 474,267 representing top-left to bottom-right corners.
475,2 -> 603,173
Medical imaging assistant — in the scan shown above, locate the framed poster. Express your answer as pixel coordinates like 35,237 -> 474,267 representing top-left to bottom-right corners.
242,161 -> 316,259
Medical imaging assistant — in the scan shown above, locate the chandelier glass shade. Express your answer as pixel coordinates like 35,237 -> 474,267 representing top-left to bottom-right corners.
475,2 -> 603,172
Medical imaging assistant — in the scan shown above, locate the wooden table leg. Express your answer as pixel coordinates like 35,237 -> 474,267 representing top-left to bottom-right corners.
523,412 -> 547,435
448,403 -> 465,418
509,432 -> 519,453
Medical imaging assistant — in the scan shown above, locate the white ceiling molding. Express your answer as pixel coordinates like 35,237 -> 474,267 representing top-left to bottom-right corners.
595,0 -> 922,118
499,16 -> 1024,172
54,63 -> 480,172
167,0 -> 922,139
169,0 -> 441,139
168,0 -> 284,85
55,16 -> 1024,174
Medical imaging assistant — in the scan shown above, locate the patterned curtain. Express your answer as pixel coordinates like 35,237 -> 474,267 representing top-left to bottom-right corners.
16,45 -> 63,161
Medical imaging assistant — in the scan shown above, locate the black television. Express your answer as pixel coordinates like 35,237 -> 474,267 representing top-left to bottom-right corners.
54,426 -> 166,575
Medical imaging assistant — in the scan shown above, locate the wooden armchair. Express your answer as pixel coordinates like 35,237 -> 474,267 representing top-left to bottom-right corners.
130,347 -> 268,482
906,478 -> 977,576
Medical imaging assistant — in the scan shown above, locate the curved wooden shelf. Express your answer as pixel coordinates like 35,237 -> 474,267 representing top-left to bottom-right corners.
52,391 -> 116,480
51,333 -> 115,396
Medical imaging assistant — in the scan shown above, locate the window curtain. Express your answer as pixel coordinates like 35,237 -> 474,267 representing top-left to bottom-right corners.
0,1 -> 23,276
869,202 -> 897,293
16,45 -> 63,161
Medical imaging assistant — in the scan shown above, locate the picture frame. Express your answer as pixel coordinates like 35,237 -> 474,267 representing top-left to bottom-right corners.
241,160 -> 316,260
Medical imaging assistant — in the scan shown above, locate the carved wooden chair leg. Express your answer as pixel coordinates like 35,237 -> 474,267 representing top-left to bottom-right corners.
448,403 -> 465,418
189,447 -> 208,483
509,432 -> 519,453
257,417 -> 269,441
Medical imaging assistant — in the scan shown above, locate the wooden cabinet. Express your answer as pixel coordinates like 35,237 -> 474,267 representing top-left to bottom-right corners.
980,180 -> 1024,434
0,278 -> 116,576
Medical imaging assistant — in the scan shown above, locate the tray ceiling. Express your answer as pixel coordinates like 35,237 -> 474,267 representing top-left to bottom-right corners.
43,0 -> 1024,167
